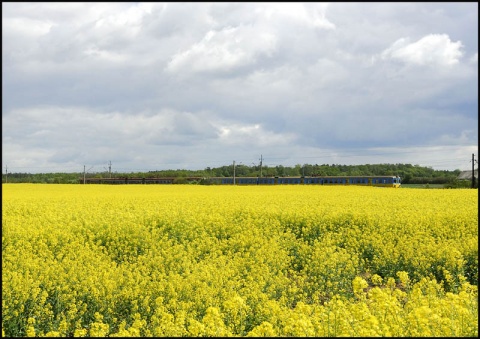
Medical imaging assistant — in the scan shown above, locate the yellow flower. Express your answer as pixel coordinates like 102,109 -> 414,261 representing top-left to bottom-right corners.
1,184 -> 477,337
247,321 -> 276,336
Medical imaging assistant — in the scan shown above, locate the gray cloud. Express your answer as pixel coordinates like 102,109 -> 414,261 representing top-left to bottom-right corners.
2,2 -> 477,173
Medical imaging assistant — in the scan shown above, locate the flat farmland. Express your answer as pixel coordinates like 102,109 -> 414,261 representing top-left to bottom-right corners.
2,184 -> 478,337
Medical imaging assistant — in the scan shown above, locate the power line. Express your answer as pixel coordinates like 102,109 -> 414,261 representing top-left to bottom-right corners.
104,161 -> 112,178
83,165 -> 94,184
259,154 -> 263,177
471,153 -> 477,188
5,149 -> 477,173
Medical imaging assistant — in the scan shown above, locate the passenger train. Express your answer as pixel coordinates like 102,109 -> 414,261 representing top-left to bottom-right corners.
83,176 -> 401,187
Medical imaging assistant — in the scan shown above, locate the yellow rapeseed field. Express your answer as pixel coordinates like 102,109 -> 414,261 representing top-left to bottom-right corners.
2,184 -> 478,337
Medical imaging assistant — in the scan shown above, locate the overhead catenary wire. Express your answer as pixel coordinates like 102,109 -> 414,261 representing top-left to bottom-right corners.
4,149 -> 477,174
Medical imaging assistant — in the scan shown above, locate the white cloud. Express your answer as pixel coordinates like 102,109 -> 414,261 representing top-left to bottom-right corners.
2,17 -> 53,37
256,3 -> 335,30
435,129 -> 477,145
82,47 -> 129,64
217,122 -> 297,147
4,105 -> 222,149
165,26 -> 277,74
2,3 -> 477,172
381,34 -> 464,66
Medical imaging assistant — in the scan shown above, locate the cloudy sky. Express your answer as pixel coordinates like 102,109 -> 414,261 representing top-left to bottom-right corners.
2,2 -> 478,174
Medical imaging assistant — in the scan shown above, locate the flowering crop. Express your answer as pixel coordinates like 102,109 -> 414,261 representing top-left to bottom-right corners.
2,184 -> 477,337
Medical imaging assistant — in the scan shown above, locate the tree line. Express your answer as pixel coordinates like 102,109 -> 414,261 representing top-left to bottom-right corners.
1,163 -> 469,185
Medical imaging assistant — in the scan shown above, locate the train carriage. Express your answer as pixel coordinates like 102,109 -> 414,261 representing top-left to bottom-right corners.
207,175 -> 401,187
83,175 -> 401,187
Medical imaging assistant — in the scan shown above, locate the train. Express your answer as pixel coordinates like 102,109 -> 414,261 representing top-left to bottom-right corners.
82,175 -> 401,187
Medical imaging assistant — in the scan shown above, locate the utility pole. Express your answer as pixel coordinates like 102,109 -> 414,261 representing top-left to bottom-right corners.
5,165 -> 7,183
472,153 -> 476,189
84,165 -> 93,184
104,161 -> 112,178
233,160 -> 236,185
259,154 -> 263,177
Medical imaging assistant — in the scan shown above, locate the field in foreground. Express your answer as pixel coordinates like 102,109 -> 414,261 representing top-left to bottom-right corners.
2,184 -> 478,337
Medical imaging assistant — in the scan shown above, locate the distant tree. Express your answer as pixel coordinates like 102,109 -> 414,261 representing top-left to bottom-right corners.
276,165 -> 285,176
292,164 -> 302,176
263,167 -> 276,177
3,163 -> 463,184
